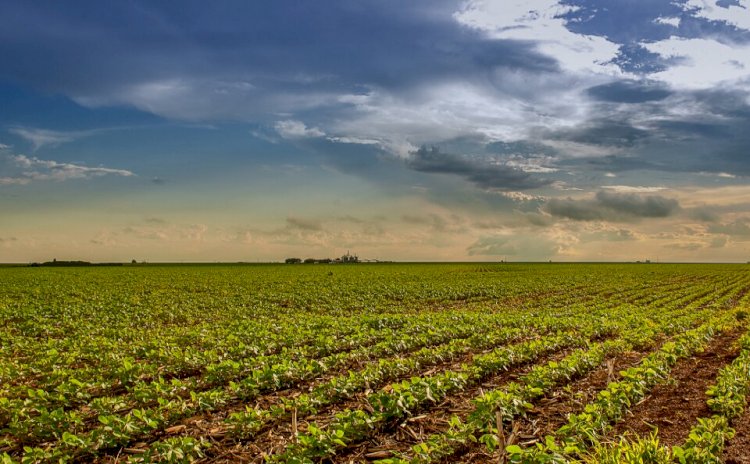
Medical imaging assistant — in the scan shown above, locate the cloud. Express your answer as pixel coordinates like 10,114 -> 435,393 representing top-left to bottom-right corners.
467,234 -> 560,260
546,191 -> 680,221
3,0 -> 750,265
454,0 -> 621,75
8,0 -> 749,183
0,154 -> 134,185
285,216 -> 323,231
716,172 -> 737,178
500,191 -> 546,202
707,218 -> 750,237
686,206 -> 720,222
401,213 -> 467,234
544,120 -> 651,149
118,222 -> 208,242
274,120 -> 325,139
641,37 -> 750,89
600,185 -> 667,193
8,127 -> 100,151
0,1 -> 557,123
710,236 -> 727,248
121,226 -> 169,241
233,214 -> 399,251
664,241 -> 704,251
406,146 -> 551,191
181,224 -> 208,241
90,231 -> 118,246
532,82 -> 750,180
589,227 -> 639,242
682,0 -> 750,31
654,17 -> 681,28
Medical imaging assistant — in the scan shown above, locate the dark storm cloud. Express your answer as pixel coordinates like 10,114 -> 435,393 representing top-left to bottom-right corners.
707,219 -> 750,237
3,0 -> 750,204
546,191 -> 680,221
546,120 -> 651,148
485,140 -> 558,157
545,82 -> 750,178
0,0 -> 558,120
407,146 -> 551,191
586,80 -> 672,103
579,155 -> 663,172
596,191 -> 678,217
691,88 -> 750,119
650,120 -> 730,139
686,207 -> 721,223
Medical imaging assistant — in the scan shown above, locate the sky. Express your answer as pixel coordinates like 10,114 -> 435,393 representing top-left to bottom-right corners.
1,0 -> 750,262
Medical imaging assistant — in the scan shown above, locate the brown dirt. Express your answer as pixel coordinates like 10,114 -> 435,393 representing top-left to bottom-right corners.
330,347 -> 581,463
509,347 -> 658,443
162,329 -> 542,435
93,283 -> 738,463
118,295 -> 631,458
608,329 -> 742,447
453,322 -> 746,463
192,293 -> 716,463
445,348 -> 653,463
723,404 -> 750,464
199,339 -> 588,463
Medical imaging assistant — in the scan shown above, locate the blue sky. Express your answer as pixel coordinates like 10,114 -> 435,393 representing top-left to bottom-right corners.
1,0 -> 750,262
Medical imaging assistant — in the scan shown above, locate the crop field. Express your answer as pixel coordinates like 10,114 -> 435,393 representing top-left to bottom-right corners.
2,263 -> 750,463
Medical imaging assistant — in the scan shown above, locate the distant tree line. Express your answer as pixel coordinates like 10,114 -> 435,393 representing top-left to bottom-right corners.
29,259 -> 123,267
286,257 -> 333,264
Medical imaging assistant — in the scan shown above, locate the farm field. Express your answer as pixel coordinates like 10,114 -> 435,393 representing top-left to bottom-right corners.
2,263 -> 750,463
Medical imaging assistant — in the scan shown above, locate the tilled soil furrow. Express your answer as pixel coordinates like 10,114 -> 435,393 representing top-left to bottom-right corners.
91,283 -> 746,463
199,345 -> 581,463
447,347 -> 653,464
111,330 -> 544,454
723,401 -> 750,464
518,350 -> 652,441
607,328 -> 743,447
328,348 -> 579,464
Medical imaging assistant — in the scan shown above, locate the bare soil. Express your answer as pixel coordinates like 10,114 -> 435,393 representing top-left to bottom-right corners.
511,348 -> 657,443
332,347 -> 580,463
723,404 -> 750,464
608,329 -> 742,447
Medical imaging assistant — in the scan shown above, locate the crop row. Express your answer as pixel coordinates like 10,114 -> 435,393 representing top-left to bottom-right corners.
379,299 -> 730,463
502,306 -> 745,463
1,285 -> 646,460
2,271 -> 707,456
120,279 -> 730,463
587,320 -> 750,463
3,269 -> 655,403
1,264 -> 747,463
